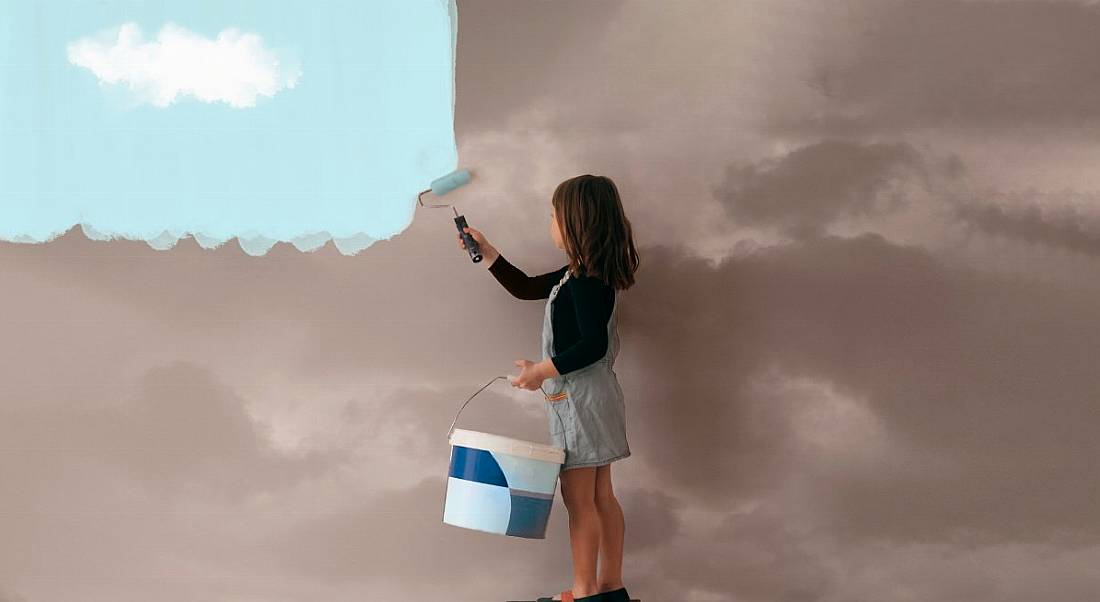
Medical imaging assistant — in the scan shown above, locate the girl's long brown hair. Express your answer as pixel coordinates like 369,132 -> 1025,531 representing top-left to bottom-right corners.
552,174 -> 639,290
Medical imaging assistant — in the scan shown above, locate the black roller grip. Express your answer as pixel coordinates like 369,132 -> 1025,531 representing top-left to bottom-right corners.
454,214 -> 483,263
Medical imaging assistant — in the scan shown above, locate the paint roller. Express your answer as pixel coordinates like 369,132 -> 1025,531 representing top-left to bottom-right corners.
418,168 -> 482,263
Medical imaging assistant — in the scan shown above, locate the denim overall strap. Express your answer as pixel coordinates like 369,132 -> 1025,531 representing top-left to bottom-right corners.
540,269 -> 572,441
540,269 -> 571,398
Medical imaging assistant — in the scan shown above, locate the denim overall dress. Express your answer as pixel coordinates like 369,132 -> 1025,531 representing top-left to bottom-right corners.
541,269 -> 631,471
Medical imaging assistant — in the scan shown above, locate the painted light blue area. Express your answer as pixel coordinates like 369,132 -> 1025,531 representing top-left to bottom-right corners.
490,451 -> 561,496
442,477 -> 512,535
0,0 -> 458,255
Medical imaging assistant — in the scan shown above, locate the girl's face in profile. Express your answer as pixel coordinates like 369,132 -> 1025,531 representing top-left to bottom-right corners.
550,204 -> 565,250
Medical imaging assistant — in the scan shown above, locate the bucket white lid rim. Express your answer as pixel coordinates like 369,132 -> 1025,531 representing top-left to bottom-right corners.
449,428 -> 565,465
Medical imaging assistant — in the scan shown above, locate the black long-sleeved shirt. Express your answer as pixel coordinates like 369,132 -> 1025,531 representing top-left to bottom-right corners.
488,254 -> 615,375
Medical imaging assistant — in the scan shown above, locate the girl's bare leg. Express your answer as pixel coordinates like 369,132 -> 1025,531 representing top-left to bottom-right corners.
594,463 -> 625,591
559,466 -> 601,598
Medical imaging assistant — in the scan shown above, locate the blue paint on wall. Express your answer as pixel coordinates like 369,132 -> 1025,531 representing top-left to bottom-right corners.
0,0 -> 458,255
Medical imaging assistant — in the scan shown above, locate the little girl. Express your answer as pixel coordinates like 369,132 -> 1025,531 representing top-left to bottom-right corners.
458,174 -> 639,602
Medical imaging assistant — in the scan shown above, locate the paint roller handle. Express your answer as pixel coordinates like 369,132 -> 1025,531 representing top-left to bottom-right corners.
453,215 -> 484,263
455,223 -> 499,265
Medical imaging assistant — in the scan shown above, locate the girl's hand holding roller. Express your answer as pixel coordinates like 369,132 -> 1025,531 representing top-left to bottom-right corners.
457,226 -> 499,265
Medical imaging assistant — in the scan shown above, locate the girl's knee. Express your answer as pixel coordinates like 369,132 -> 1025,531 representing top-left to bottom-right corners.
594,490 -> 619,511
562,491 -> 600,513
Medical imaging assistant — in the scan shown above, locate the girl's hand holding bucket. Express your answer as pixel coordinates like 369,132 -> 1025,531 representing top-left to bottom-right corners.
510,358 -> 559,392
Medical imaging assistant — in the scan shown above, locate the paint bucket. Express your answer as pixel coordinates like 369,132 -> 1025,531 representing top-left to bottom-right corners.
442,377 -> 565,539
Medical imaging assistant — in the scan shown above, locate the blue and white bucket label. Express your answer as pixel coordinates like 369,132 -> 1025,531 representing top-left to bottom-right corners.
443,445 -> 558,539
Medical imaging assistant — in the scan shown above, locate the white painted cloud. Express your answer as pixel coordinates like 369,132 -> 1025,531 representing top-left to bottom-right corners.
66,22 -> 301,108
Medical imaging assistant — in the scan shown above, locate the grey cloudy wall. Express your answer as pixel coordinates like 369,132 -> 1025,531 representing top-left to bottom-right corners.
3,1 -> 1099,601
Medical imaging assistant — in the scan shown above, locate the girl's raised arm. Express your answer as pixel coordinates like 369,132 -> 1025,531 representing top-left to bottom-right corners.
488,254 -> 568,300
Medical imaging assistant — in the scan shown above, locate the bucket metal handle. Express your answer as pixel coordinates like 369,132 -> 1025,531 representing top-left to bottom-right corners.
447,375 -> 555,440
